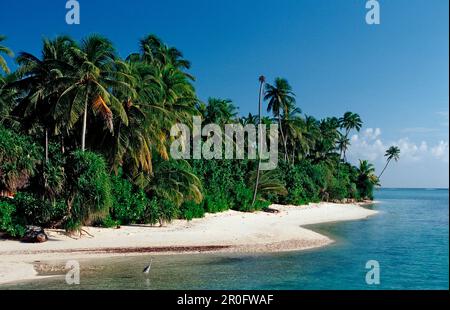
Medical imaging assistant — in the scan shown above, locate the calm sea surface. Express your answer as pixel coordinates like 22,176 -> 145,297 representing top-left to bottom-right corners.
3,188 -> 449,290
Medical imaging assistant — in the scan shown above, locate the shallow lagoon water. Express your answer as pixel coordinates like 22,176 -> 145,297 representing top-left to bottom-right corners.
3,188 -> 449,290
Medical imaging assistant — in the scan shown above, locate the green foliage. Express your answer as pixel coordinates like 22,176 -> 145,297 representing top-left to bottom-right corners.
0,33 -> 381,234
110,172 -> 150,224
0,125 -> 42,193
180,200 -> 205,221
65,151 -> 112,231
0,200 -> 26,237
10,192 -> 66,227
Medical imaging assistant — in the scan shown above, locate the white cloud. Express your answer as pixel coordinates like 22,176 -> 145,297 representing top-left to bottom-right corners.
431,141 -> 449,162
347,128 -> 449,164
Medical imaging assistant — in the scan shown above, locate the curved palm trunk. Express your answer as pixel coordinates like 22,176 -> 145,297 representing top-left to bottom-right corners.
81,93 -> 88,152
252,79 -> 265,207
378,158 -> 391,179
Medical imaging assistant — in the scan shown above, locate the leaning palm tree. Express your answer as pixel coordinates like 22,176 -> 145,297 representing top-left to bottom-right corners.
57,35 -> 131,151
252,75 -> 265,206
265,78 -> 295,161
378,146 -> 400,179
0,35 -> 14,74
339,111 -> 362,139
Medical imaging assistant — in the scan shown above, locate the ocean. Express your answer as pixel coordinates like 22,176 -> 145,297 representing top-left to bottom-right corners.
3,188 -> 449,290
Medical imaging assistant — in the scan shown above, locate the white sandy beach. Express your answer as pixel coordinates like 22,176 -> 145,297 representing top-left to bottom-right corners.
0,202 -> 377,285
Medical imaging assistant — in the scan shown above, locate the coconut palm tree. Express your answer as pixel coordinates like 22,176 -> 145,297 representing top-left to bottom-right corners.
12,36 -> 76,161
339,111 -> 362,138
265,78 -> 296,161
283,106 -> 304,163
0,35 -> 14,75
137,34 -> 194,80
311,117 -> 340,163
357,159 -> 379,199
202,98 -> 238,125
252,75 -> 265,206
337,134 -> 351,162
0,73 -> 19,126
57,35 -> 131,151
378,146 -> 400,179
108,58 -> 171,177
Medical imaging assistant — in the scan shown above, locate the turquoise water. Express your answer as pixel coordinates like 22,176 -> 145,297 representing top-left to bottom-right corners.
3,188 -> 449,290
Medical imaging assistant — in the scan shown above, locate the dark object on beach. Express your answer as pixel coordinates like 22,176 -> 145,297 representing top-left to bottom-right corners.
22,226 -> 48,243
264,207 -> 280,214
143,259 -> 153,273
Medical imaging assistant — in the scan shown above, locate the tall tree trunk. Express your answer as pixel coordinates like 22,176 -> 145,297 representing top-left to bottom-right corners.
61,135 -> 65,154
81,99 -> 88,152
252,77 -> 265,207
378,158 -> 391,179
278,114 -> 287,161
45,128 -> 49,163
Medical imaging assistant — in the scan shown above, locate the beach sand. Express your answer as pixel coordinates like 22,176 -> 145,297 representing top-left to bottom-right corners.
0,202 -> 377,285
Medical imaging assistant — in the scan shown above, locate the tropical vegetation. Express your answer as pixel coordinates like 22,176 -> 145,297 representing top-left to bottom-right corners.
0,34 -> 394,237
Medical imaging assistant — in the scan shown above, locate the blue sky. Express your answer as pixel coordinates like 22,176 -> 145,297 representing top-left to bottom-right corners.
1,0 -> 448,187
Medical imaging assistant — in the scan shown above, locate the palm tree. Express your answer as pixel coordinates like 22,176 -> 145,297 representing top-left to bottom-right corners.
357,159 -> 379,199
283,106 -> 303,163
339,111 -> 362,139
137,34 -> 194,80
312,117 -> 340,163
0,35 -> 14,75
265,78 -> 295,161
57,35 -> 131,151
12,36 -> 76,162
252,75 -> 265,206
337,134 -> 351,162
240,113 -> 258,126
108,58 -> 171,176
378,146 -> 400,179
202,98 -> 238,125
0,73 -> 19,126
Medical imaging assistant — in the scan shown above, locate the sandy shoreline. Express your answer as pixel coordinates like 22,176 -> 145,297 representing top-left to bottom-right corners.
0,202 -> 378,285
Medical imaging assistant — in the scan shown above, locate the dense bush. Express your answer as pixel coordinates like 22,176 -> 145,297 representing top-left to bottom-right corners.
191,159 -> 269,213
109,172 -> 149,224
64,151 -> 113,231
0,125 -> 42,194
180,200 -> 205,220
10,192 -> 66,227
0,200 -> 26,237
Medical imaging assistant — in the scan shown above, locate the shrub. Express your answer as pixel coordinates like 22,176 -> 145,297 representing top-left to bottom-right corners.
180,200 -> 205,220
12,192 -> 66,227
0,200 -> 26,237
0,125 -> 42,194
64,151 -> 112,231
110,173 -> 149,224
141,197 -> 179,226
